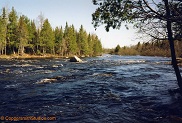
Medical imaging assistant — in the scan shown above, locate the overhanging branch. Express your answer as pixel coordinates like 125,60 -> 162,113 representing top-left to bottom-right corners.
143,0 -> 166,20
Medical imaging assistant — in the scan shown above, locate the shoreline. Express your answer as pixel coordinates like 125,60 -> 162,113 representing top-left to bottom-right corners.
0,54 -> 65,59
1,54 -> 182,63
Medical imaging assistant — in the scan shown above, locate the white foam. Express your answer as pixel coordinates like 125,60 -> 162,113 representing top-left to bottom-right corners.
36,78 -> 57,84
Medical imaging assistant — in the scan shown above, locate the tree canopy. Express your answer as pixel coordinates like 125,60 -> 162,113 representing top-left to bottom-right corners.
92,0 -> 182,40
92,0 -> 182,92
0,7 -> 102,57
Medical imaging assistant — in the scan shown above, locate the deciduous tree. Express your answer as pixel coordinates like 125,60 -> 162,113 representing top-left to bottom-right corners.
92,0 -> 182,91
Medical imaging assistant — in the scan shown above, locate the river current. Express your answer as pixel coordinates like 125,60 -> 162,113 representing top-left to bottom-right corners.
0,55 -> 182,123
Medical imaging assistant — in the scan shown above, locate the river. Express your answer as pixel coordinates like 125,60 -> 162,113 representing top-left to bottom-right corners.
0,55 -> 182,123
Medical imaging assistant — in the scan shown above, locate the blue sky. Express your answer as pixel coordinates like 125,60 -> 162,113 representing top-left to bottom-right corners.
0,0 -> 139,48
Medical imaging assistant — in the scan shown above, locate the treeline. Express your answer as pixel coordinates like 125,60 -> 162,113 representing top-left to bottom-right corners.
0,7 -> 102,57
112,40 -> 182,57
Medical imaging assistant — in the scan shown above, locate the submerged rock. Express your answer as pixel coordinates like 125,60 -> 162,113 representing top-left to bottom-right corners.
70,55 -> 82,62
36,76 -> 74,84
36,78 -> 57,84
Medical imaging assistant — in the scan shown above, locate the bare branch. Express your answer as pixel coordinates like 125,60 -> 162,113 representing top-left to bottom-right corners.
142,0 -> 168,21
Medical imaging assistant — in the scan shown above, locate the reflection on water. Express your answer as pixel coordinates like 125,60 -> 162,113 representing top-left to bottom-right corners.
0,55 -> 182,123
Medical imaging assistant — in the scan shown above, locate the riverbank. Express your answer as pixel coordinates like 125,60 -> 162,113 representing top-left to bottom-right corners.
0,54 -> 63,59
1,54 -> 182,66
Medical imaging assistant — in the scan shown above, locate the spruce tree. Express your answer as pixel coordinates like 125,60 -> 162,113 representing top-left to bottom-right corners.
63,22 -> 69,56
87,33 -> 93,56
0,6 -> 103,57
40,19 -> 54,54
23,17 -> 34,54
29,21 -> 37,54
67,25 -> 78,55
93,35 -> 102,56
0,7 -> 7,55
17,16 -> 28,55
54,26 -> 63,55
7,7 -> 18,54
78,25 -> 89,56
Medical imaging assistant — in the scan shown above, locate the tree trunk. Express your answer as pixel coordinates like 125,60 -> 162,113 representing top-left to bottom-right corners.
43,46 -> 45,55
164,0 -> 182,92
4,40 -> 6,55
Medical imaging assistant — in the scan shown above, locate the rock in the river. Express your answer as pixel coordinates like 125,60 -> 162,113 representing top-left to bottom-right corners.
70,55 -> 82,62
36,78 -> 57,84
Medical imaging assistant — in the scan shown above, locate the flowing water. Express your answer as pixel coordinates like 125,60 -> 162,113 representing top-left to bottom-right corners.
0,55 -> 182,123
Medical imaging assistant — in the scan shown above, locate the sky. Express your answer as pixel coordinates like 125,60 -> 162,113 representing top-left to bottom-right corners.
0,0 -> 140,48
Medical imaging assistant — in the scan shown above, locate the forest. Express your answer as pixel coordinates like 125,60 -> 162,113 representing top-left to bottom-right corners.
112,40 -> 182,57
0,7 -> 102,57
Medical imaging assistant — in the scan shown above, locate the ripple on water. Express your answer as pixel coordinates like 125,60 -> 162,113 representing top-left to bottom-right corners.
5,83 -> 20,89
0,56 -> 180,123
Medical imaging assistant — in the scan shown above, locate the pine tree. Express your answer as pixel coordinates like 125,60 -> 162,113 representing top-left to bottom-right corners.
7,7 -> 18,54
40,19 -> 54,54
93,35 -> 102,56
0,6 -> 103,57
78,25 -> 89,56
67,25 -> 78,55
87,33 -> 93,56
54,26 -> 63,55
63,22 -> 69,56
23,16 -> 35,54
0,7 -> 7,55
0,18 -> 4,55
29,21 -> 37,54
17,16 -> 28,55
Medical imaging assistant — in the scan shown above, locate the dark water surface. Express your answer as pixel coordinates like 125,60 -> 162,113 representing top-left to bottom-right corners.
0,55 -> 182,123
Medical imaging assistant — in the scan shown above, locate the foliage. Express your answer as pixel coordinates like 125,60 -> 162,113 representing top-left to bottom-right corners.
92,0 -> 182,91
92,0 -> 182,41
78,25 -> 89,56
112,40 -> 182,57
40,19 -> 55,54
0,7 -> 7,55
17,16 -> 28,55
0,7 -> 102,57
7,7 -> 18,54
54,26 -> 63,55
66,24 -> 78,55
114,44 -> 121,53
92,34 -> 102,56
